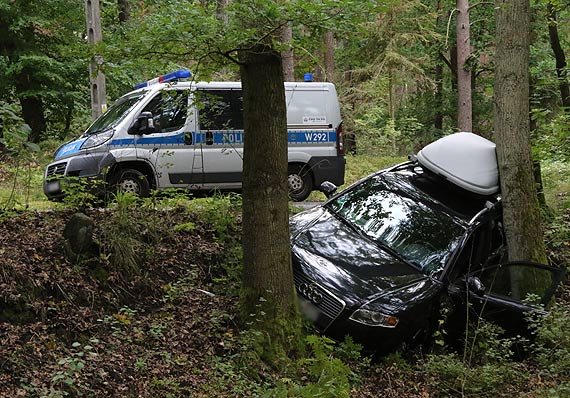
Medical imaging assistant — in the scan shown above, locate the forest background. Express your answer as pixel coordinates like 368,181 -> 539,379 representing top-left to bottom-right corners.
0,0 -> 569,397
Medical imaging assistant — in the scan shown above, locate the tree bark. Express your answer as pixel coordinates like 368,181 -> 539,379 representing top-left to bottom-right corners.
216,0 -> 229,25
19,95 -> 46,144
239,43 -> 300,357
546,2 -> 570,109
434,0 -> 445,131
456,0 -> 472,131
118,0 -> 130,23
494,0 -> 547,264
323,30 -> 335,82
281,22 -> 295,81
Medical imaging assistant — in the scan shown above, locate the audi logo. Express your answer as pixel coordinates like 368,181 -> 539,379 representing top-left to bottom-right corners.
298,282 -> 323,305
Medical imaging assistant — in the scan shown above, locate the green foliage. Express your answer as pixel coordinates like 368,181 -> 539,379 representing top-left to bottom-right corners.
424,352 -> 527,398
0,0 -> 88,141
96,192 -> 173,277
182,193 -> 243,283
531,305 -> 570,378
533,111 -> 570,163
0,101 -> 43,210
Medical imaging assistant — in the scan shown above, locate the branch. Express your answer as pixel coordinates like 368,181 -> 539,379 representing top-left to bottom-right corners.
440,52 -> 453,71
445,8 -> 458,48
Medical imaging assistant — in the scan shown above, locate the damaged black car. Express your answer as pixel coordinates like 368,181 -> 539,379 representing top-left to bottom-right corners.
290,132 -> 564,353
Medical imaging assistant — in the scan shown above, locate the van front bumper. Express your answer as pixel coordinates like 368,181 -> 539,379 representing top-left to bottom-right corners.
43,153 -> 116,200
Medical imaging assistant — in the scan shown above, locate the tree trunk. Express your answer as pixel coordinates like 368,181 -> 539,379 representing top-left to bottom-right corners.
456,0 -> 472,131
239,43 -> 301,358
216,0 -> 229,25
323,30 -> 335,82
434,0 -> 445,131
281,22 -> 295,81
118,0 -> 130,23
494,0 -> 547,264
546,2 -> 570,109
18,94 -> 46,144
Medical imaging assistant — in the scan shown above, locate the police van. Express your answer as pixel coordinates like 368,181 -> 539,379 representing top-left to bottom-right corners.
43,70 -> 345,202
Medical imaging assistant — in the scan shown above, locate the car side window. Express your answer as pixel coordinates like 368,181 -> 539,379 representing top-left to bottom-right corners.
197,89 -> 244,130
141,90 -> 189,133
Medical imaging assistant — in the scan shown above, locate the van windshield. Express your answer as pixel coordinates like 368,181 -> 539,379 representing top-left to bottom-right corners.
84,91 -> 147,136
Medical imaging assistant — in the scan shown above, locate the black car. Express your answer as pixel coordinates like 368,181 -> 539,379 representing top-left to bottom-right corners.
290,156 -> 564,353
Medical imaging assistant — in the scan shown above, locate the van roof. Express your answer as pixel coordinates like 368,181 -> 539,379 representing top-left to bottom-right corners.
136,81 -> 336,92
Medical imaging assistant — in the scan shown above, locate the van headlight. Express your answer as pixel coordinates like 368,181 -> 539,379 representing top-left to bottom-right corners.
80,130 -> 114,150
350,305 -> 399,328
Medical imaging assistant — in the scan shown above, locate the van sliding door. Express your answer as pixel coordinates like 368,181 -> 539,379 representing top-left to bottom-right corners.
195,89 -> 244,189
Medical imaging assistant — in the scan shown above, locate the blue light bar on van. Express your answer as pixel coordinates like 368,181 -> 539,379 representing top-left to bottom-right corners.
134,69 -> 192,89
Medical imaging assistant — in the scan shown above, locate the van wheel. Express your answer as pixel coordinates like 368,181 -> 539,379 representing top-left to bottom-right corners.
113,169 -> 150,198
288,166 -> 312,202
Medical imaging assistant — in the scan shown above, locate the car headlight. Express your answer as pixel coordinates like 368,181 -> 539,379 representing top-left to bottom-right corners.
80,130 -> 114,150
350,308 -> 399,328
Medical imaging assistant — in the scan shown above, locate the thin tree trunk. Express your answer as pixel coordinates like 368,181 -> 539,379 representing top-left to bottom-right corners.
118,0 -> 130,23
20,97 -> 46,144
494,0 -> 547,264
239,43 -> 300,356
546,2 -> 570,109
216,0 -> 229,25
434,0 -> 445,131
281,22 -> 295,81
457,0 -> 472,131
323,30 -> 335,82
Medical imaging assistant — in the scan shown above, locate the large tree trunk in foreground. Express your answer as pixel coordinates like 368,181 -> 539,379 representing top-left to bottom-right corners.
494,0 -> 547,264
239,44 -> 301,358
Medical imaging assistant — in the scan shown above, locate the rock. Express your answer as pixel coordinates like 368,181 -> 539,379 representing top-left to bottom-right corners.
63,212 -> 98,261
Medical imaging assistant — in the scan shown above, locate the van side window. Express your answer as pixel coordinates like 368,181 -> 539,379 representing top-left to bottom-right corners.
198,89 -> 243,130
141,90 -> 189,133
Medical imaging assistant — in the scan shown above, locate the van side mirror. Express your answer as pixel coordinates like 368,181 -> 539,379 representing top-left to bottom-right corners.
467,276 -> 486,296
128,112 -> 155,135
319,181 -> 337,198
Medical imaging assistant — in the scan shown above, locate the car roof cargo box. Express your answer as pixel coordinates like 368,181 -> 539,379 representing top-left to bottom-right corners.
416,132 -> 499,195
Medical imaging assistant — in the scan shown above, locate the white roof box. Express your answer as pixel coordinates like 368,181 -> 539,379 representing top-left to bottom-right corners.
416,132 -> 499,195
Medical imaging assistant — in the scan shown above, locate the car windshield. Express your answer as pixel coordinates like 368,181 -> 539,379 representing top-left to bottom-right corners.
327,173 -> 466,276
84,91 -> 147,136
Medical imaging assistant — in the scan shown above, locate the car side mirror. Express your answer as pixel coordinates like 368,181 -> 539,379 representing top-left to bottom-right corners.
319,181 -> 337,198
467,276 -> 486,296
128,112 -> 155,135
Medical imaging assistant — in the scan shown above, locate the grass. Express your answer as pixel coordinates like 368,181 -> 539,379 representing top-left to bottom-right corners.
542,160 -> 570,212
1,151 -> 568,214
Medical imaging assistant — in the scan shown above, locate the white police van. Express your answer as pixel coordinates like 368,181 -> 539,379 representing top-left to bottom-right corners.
43,70 -> 345,201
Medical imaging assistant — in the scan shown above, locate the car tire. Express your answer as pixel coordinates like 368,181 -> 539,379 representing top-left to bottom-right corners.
288,165 -> 313,202
113,169 -> 151,198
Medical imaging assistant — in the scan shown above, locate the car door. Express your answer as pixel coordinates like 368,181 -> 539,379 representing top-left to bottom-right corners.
465,261 -> 565,335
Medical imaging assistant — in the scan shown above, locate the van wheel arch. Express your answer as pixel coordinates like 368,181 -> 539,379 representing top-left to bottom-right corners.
288,163 -> 313,202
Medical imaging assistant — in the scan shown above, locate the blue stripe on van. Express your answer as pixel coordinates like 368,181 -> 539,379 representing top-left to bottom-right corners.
107,130 -> 336,147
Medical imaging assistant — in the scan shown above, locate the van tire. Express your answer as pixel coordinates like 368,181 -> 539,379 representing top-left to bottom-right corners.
113,169 -> 151,198
288,165 -> 312,202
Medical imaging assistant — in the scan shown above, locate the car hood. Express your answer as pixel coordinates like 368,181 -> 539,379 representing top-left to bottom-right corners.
291,208 -> 430,307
